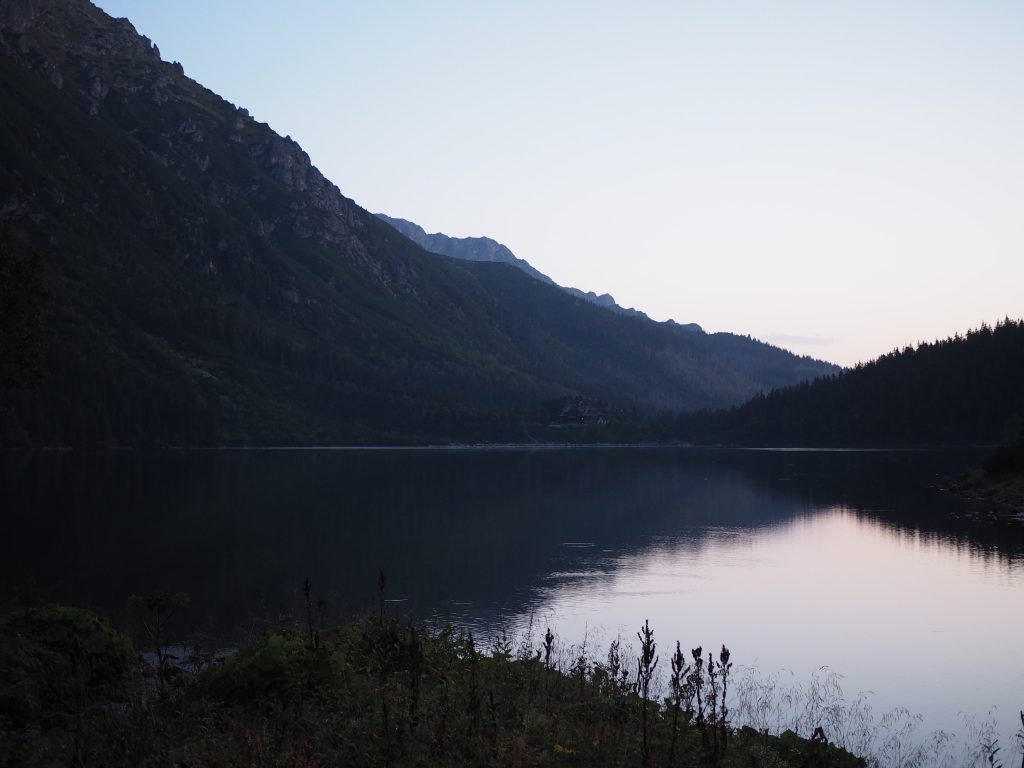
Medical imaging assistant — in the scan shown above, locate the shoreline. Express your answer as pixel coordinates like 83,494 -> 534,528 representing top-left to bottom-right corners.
946,474 -> 1024,521
2,442 -> 998,454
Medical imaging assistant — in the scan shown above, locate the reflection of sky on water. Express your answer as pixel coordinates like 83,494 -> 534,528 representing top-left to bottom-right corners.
3,447 -> 1022,757
499,506 -> 1024,757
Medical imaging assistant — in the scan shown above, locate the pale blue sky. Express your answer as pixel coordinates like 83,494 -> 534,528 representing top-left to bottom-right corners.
97,1 -> 1024,366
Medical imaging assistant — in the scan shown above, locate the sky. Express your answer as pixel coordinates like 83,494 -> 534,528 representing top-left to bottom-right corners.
96,1 -> 1024,367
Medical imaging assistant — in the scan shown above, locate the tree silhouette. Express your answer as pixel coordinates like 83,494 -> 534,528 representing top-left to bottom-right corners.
680,319 -> 1024,447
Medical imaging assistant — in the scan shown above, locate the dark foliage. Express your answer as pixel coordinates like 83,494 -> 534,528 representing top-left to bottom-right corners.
0,227 -> 48,389
681,319 -> 1024,447
0,604 -> 867,767
0,605 -> 137,725
983,431 -> 1024,482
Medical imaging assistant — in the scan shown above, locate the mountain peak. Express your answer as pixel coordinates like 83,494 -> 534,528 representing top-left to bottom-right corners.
0,0 -> 421,292
2,0 -> 163,70
375,213 -> 549,284
375,213 -> 667,322
0,0 -> 838,446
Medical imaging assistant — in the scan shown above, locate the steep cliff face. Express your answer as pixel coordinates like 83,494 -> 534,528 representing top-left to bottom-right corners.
0,0 -> 398,286
0,0 -> 837,446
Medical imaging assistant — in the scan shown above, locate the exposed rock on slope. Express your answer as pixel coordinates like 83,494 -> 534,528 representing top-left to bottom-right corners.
376,213 -> 653,320
0,0 -> 838,446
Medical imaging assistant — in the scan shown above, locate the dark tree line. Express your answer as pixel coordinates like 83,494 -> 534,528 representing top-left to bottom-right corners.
679,319 -> 1024,447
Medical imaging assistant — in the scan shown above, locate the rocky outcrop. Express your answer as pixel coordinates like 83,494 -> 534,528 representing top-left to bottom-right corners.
0,0 -> 401,290
376,213 -> 656,321
0,0 -> 39,34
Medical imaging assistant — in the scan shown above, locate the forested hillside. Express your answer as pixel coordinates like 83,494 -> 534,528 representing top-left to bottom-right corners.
681,320 -> 1024,447
0,0 -> 835,447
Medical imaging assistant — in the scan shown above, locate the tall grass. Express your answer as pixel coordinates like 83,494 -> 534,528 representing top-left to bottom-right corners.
2,587 -> 1017,768
477,618 -> 1020,768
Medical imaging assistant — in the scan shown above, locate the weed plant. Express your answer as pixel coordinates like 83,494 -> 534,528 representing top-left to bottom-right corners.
2,591 -> 1018,767
0,598 -> 869,767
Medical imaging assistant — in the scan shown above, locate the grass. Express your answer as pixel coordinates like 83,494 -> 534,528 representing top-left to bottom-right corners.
0,602 -> 867,767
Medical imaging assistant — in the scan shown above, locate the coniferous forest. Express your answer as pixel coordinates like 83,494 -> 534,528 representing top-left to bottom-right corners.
678,319 -> 1024,447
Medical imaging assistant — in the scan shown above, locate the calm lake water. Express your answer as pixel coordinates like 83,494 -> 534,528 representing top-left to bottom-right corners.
2,447 -> 1023,761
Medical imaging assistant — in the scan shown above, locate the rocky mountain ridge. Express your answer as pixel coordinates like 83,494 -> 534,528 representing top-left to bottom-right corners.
375,213 -> 662,322
0,0 -> 838,446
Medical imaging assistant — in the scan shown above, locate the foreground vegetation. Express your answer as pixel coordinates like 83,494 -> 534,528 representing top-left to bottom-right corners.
0,602 -> 866,767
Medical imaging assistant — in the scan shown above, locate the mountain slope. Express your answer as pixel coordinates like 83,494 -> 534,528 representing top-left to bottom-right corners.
376,213 -> 653,320
681,320 -> 1024,447
375,214 -> 554,286
0,0 -> 837,446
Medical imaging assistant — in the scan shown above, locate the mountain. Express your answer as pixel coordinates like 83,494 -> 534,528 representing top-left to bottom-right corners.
681,320 -> 1024,447
0,0 -> 838,447
374,214 -> 553,286
375,213 -> 654,321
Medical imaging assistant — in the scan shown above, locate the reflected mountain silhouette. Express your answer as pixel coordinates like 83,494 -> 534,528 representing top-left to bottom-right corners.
1,447 -> 1017,637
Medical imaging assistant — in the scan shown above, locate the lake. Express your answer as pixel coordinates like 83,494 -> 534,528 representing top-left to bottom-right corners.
2,447 -> 1022,763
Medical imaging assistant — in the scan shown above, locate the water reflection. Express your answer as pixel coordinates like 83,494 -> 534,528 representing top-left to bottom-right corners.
1,447 -> 1022,752
1,447 -> 1020,629
506,503 -> 1023,757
